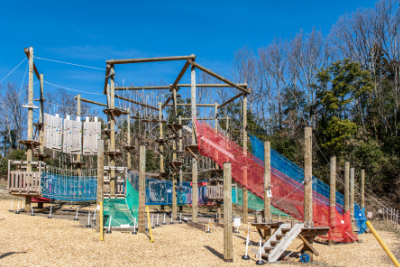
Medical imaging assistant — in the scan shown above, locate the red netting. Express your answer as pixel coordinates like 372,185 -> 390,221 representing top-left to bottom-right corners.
195,119 -> 357,243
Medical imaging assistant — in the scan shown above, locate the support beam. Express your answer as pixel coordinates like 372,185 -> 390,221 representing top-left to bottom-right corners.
344,162 -> 350,214
242,94 -> 248,224
170,60 -> 192,92
172,130 -> 177,219
74,96 -> 107,107
192,62 -> 250,94
223,162 -> 233,262
179,115 -> 183,186
159,102 -> 164,173
96,139 -> 104,232
350,167 -> 355,221
114,83 -> 247,91
106,55 -> 196,65
264,141 -> 271,222
115,94 -> 158,111
180,117 -> 228,121
138,145 -> 146,234
39,74 -> 44,157
76,94 -> 82,176
329,156 -> 336,246
361,169 -> 365,210
218,92 -> 245,110
166,103 -> 215,107
25,46 -> 34,213
103,64 -> 111,94
126,108 -> 131,170
304,127 -> 313,227
191,64 -> 198,223
214,102 -> 219,170
24,48 -> 41,80
109,65 -> 116,196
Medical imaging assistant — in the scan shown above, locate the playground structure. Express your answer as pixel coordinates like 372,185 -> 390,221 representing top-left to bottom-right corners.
7,46 -> 398,265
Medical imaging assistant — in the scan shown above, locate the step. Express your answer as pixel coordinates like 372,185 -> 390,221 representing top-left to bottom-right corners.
250,248 -> 269,259
270,240 -> 280,245
263,246 -> 274,251
281,228 -> 291,232
276,234 -> 286,239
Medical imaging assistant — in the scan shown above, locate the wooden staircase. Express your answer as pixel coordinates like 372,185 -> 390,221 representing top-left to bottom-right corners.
252,223 -> 304,263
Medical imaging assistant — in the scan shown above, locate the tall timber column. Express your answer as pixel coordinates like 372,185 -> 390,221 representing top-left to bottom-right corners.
109,65 -> 116,196
76,94 -> 82,176
344,162 -> 350,214
38,74 -> 45,160
214,102 -> 219,169
303,126 -> 314,260
242,94 -> 248,223
304,126 -> 313,227
25,46 -> 34,212
361,169 -> 365,210
329,156 -> 336,246
223,162 -> 233,262
264,141 -> 271,222
191,62 -> 198,223
158,102 -> 164,173
172,88 -> 178,218
96,140 -> 104,232
138,145 -> 146,233
179,115 -> 183,212
350,167 -> 355,221
126,108 -> 131,170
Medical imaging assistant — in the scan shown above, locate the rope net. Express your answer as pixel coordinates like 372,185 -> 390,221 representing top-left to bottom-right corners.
195,119 -> 357,243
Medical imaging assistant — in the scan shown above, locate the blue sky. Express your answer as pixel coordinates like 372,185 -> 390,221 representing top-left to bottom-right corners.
0,0 -> 378,106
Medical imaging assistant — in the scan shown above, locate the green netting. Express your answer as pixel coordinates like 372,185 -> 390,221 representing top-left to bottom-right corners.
233,187 -> 290,217
103,179 -> 139,228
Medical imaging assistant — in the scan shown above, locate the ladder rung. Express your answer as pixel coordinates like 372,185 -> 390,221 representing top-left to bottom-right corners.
276,234 -> 285,239
270,240 -> 280,245
264,246 -> 274,251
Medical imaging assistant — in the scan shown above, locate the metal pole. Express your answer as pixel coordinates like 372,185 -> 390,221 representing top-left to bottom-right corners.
138,145 -> 146,233
329,156 -> 336,246
242,94 -> 248,224
191,63 -> 198,223
96,140 -> 104,232
344,162 -> 350,214
264,141 -> 271,222
109,65 -> 116,196
223,162 -> 233,262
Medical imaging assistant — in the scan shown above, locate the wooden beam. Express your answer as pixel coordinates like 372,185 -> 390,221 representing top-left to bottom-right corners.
106,55 -> 196,65
223,162 -> 233,262
344,161 -> 350,214
192,62 -> 250,94
329,156 -> 336,246
218,92 -> 245,109
361,169 -> 365,209
304,127 -> 313,227
166,103 -> 215,107
138,145 -> 146,234
114,94 -> 158,111
298,234 -> 319,256
103,64 -> 111,94
264,141 -> 271,222
180,117 -> 228,121
114,83 -> 248,91
170,60 -> 191,92
24,48 -> 40,80
74,96 -> 107,107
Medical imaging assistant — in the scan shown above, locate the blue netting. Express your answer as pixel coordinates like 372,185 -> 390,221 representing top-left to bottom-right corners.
249,134 -> 345,210
354,203 -> 367,234
40,172 -> 97,201
128,171 -> 208,205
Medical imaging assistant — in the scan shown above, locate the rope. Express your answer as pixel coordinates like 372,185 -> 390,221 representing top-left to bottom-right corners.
43,80 -> 104,95
0,58 -> 27,84
35,57 -> 105,71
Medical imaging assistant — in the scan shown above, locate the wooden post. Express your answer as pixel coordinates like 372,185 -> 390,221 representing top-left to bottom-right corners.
329,156 -> 336,246
264,141 -> 271,222
304,127 -> 313,227
172,128 -> 177,219
350,167 -> 355,221
179,115 -> 183,186
191,63 -> 198,223
159,102 -> 164,173
214,102 -> 219,169
242,94 -> 248,224
361,169 -> 365,210
96,139 -> 104,232
138,145 -> 146,233
226,115 -> 230,139
109,65 -> 116,196
344,162 -> 350,214
76,94 -> 82,176
223,162 -> 233,262
126,108 -> 131,170
25,47 -> 34,212
39,74 -> 44,158
303,126 -> 314,260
